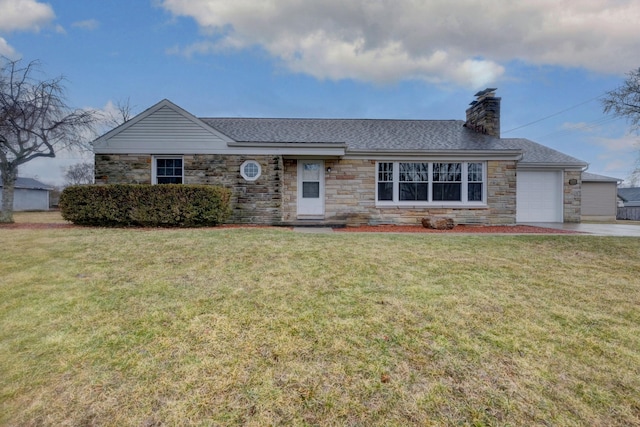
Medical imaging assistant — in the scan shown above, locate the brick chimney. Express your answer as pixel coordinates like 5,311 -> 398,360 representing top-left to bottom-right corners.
464,88 -> 500,137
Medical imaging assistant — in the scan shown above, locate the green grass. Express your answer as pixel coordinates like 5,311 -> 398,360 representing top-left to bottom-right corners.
1,223 -> 639,426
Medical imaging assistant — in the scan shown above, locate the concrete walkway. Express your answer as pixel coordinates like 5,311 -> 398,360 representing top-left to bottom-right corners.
292,227 -> 335,234
523,222 -> 640,237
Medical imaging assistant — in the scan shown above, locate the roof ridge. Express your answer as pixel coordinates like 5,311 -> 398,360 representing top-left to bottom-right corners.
201,117 -> 463,122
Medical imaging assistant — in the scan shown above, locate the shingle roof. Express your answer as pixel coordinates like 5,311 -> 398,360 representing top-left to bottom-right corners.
0,177 -> 52,190
201,117 -> 586,166
201,118 -> 515,152
582,172 -> 621,182
501,138 -> 587,166
618,187 -> 640,202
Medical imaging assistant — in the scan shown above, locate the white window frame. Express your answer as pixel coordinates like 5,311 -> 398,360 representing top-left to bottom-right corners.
152,155 -> 184,184
375,161 -> 487,207
240,160 -> 262,181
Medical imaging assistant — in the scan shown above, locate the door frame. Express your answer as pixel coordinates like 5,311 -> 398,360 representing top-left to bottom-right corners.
297,159 -> 325,219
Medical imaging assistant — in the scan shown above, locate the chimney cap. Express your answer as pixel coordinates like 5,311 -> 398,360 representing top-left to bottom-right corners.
474,87 -> 498,97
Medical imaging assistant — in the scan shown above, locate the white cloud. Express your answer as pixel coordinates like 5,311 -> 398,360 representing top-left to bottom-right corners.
591,135 -> 639,152
0,0 -> 54,32
0,36 -> 16,57
72,19 -> 100,31
160,0 -> 640,87
561,122 -> 600,133
0,0 -> 56,58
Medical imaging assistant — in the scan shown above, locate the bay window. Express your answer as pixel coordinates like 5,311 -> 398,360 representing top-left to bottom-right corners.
376,161 -> 485,205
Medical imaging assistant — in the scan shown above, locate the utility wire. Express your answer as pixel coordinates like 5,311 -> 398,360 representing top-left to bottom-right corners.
502,94 -> 605,134
534,115 -> 622,140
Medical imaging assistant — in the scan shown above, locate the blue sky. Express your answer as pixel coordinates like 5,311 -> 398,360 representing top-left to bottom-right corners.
1,0 -> 639,185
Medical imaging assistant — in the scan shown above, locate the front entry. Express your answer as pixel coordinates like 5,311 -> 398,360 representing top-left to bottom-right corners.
297,160 -> 325,218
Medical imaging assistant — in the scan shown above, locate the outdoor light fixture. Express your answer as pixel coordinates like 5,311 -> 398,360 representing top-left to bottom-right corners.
569,178 -> 577,185
326,167 -> 332,173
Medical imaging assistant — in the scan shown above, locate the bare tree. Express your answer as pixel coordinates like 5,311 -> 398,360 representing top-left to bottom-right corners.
602,68 -> 640,133
63,161 -> 94,186
602,68 -> 640,184
0,57 -> 96,223
103,97 -> 136,129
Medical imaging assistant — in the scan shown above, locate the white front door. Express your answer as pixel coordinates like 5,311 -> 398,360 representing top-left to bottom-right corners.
297,160 -> 325,218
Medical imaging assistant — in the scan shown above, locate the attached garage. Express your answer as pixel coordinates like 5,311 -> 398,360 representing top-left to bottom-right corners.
581,172 -> 620,221
516,170 -> 563,222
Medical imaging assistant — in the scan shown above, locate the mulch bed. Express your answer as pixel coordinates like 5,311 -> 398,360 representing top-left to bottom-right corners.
1,223 -> 581,234
334,224 -> 582,234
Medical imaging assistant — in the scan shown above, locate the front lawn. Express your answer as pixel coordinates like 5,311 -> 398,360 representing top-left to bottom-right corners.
1,226 -> 639,426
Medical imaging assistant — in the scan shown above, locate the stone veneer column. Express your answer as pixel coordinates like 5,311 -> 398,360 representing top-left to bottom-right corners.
563,170 -> 582,222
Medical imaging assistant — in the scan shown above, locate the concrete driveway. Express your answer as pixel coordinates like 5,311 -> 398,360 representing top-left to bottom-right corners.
523,222 -> 640,237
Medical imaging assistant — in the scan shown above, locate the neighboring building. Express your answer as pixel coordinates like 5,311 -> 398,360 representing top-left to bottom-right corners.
93,89 -> 589,226
618,187 -> 640,207
0,177 -> 52,211
617,187 -> 640,221
580,172 -> 622,221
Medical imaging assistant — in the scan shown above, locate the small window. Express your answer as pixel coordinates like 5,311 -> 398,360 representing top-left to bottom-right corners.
155,157 -> 183,184
377,162 -> 394,201
467,163 -> 483,202
240,160 -> 262,181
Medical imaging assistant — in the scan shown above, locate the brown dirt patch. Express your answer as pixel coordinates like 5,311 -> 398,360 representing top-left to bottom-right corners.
0,222 -> 78,229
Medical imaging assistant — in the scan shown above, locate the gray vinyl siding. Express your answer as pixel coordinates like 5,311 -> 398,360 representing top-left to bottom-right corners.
106,106 -> 229,151
582,182 -> 617,218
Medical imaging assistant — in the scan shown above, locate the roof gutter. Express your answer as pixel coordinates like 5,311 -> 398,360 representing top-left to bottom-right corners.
517,162 -> 588,170
345,149 -> 523,160
227,141 -> 348,149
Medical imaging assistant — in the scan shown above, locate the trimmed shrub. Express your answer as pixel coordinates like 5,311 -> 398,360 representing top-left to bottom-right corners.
60,184 -> 232,227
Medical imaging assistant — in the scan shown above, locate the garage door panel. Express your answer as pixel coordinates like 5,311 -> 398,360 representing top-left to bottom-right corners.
517,171 -> 562,222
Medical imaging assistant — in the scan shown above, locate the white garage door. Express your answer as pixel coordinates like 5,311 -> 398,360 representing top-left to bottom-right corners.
516,171 -> 563,222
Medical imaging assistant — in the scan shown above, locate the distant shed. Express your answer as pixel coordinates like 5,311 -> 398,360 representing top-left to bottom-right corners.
581,172 -> 621,221
0,177 -> 53,211
618,187 -> 640,207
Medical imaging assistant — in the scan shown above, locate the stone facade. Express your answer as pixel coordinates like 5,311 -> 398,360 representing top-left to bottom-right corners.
282,159 -> 517,226
95,155 -> 571,226
95,154 -> 283,224
95,154 -> 152,184
563,170 -> 582,223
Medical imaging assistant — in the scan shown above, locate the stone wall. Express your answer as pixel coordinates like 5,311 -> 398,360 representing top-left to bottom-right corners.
95,154 -> 283,224
96,155 -> 518,226
563,170 -> 582,222
282,159 -> 517,226
95,154 -> 152,184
